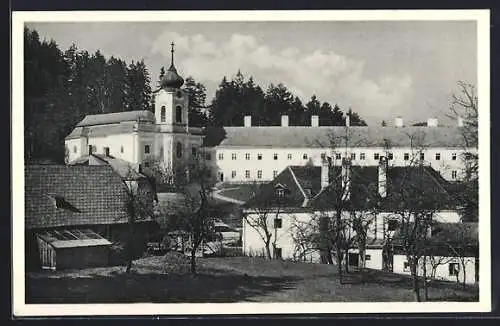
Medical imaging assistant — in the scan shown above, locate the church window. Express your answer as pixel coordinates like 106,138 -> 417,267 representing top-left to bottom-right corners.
161,106 -> 166,122
176,142 -> 183,158
73,146 -> 77,153
120,146 -> 124,153
176,106 -> 183,123
176,90 -> 183,98
144,145 -> 150,154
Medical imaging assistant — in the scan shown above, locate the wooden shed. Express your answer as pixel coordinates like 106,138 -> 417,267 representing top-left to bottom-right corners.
36,228 -> 112,270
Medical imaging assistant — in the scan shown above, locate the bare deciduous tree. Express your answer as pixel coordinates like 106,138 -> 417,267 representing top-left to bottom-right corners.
243,182 -> 285,259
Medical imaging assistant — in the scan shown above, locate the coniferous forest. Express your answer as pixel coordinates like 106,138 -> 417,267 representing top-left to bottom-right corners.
24,27 -> 367,164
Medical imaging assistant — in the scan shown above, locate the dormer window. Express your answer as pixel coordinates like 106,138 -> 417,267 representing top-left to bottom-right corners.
275,184 -> 288,198
46,194 -> 80,213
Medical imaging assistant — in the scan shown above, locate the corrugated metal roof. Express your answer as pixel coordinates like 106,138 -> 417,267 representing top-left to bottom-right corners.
76,110 -> 155,127
36,228 -> 113,248
219,126 -> 472,148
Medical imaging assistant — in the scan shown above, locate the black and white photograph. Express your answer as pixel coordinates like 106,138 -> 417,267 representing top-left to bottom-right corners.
11,10 -> 491,316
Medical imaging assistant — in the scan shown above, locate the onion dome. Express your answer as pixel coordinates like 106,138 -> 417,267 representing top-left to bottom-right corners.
160,42 -> 184,89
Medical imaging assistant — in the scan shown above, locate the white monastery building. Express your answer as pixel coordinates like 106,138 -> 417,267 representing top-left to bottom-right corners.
209,114 -> 476,183
65,44 -> 203,172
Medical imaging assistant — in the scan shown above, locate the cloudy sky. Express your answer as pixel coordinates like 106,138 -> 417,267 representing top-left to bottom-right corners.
26,20 -> 477,126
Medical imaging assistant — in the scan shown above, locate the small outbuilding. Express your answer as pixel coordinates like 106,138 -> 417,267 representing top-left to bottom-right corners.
36,228 -> 112,270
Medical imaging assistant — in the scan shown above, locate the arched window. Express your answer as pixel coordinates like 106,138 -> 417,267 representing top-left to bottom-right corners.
160,106 -> 166,122
176,142 -> 183,158
176,106 -> 182,123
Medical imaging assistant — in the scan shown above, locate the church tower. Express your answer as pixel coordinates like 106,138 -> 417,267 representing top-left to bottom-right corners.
154,42 -> 189,130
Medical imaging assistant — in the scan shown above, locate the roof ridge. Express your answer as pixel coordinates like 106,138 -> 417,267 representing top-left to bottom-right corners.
422,166 -> 449,194
287,166 -> 308,207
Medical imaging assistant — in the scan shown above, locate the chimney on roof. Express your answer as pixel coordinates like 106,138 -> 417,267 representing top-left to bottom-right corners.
244,115 -> 252,127
427,118 -> 438,127
311,115 -> 319,127
457,116 -> 464,127
378,156 -> 388,198
281,115 -> 289,127
321,157 -> 330,189
341,158 -> 351,201
394,117 -> 404,128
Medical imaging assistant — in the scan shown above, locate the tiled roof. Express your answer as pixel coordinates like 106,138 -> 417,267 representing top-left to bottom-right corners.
244,166 -> 321,209
65,122 -> 136,140
68,154 -> 146,181
310,165 -> 453,211
25,165 -> 130,229
219,126 -> 473,148
76,110 -> 155,127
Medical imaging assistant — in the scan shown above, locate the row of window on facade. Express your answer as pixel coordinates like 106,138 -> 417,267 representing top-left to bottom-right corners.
402,261 -> 460,276
84,142 -> 197,159
232,169 -> 280,179
215,151 -> 459,162
232,167 -> 458,181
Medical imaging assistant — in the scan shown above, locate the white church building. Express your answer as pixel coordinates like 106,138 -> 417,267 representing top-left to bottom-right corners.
65,44 -> 203,172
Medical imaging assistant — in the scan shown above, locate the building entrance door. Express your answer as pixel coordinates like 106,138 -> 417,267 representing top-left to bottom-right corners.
348,253 -> 359,267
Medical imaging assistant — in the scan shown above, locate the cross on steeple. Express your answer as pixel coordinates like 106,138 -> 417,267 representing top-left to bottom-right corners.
170,42 -> 175,67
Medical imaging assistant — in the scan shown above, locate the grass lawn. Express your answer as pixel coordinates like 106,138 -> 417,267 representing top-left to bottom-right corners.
26,255 -> 479,303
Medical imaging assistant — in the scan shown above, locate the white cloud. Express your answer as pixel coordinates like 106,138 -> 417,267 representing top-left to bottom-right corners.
150,31 -> 413,124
